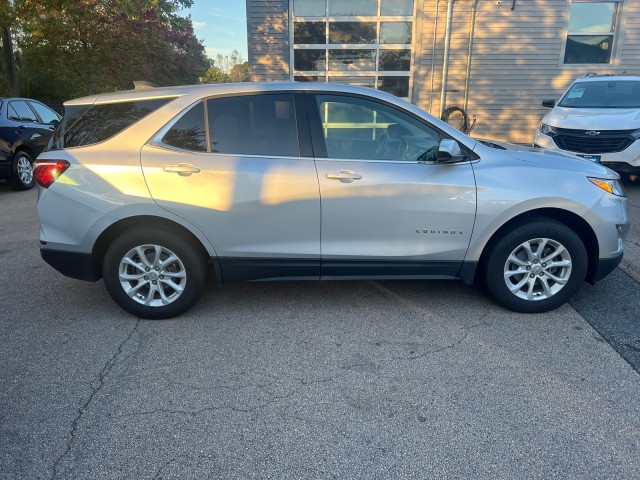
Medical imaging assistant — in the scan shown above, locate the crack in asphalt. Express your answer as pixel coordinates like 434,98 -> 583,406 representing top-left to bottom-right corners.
113,283 -> 489,422
50,319 -> 142,480
112,373 -> 350,419
152,454 -> 215,480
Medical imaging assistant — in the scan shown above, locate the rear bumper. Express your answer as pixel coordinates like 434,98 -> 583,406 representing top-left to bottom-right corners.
41,248 -> 100,281
588,252 -> 623,283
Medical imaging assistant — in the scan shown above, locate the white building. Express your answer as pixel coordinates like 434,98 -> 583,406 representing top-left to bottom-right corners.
246,0 -> 639,143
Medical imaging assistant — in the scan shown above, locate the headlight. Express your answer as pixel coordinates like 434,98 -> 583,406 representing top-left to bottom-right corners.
539,122 -> 558,137
631,129 -> 640,139
588,177 -> 626,197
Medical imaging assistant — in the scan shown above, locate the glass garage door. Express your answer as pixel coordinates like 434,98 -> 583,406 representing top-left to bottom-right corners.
291,0 -> 415,100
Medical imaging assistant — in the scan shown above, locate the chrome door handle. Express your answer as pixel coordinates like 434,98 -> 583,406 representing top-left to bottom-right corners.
325,170 -> 362,181
163,164 -> 201,176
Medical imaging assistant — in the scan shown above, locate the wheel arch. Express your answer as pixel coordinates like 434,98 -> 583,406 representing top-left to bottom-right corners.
475,208 -> 599,284
92,215 -> 215,279
11,142 -> 35,160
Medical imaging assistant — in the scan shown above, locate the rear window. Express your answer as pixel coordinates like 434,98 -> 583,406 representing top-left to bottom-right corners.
50,97 -> 174,150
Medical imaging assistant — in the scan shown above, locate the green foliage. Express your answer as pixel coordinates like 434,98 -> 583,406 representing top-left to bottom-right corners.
200,50 -> 249,84
201,66 -> 227,84
1,0 -> 210,101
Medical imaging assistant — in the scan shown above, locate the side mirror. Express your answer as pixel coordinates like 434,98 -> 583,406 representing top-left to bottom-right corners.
437,139 -> 466,163
541,99 -> 556,108
49,119 -> 60,126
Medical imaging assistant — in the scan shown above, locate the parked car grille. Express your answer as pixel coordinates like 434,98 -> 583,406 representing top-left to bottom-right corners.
553,128 -> 636,154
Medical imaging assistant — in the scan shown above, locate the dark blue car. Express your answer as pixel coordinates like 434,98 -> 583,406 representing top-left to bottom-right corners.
0,98 -> 61,190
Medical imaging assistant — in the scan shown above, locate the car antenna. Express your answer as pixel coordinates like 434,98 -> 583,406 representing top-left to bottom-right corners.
133,81 -> 159,90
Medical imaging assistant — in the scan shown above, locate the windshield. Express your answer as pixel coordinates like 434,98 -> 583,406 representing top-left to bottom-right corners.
558,80 -> 640,108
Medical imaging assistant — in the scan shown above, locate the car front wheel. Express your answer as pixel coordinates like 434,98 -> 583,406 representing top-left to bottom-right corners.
103,229 -> 208,319
483,219 -> 587,313
10,151 -> 35,190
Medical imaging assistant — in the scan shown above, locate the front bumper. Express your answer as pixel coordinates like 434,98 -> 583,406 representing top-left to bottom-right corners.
588,252 -> 623,283
533,131 -> 640,171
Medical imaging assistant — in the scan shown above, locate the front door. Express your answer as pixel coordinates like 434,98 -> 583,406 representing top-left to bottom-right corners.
307,93 -> 477,278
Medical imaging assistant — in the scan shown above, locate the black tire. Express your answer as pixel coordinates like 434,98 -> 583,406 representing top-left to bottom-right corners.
483,219 -> 587,313
10,151 -> 35,191
103,228 -> 208,319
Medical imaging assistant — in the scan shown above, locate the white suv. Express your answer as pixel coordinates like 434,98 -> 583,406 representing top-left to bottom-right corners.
34,82 -> 629,319
534,74 -> 640,175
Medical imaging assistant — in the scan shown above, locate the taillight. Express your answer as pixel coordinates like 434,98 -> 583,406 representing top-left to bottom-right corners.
33,159 -> 70,188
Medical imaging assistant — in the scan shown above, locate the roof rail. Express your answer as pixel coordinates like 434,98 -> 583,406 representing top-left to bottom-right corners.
580,73 -> 613,78
133,81 -> 159,90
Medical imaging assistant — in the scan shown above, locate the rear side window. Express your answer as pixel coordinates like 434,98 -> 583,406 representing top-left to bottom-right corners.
29,101 -> 60,124
9,101 -> 38,122
51,98 -> 174,149
162,102 -> 207,152
207,94 -> 299,157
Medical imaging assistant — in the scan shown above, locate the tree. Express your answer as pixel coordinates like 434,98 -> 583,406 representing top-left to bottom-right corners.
200,50 -> 248,84
0,0 -> 19,96
200,65 -> 226,83
229,62 -> 249,83
2,0 -> 209,100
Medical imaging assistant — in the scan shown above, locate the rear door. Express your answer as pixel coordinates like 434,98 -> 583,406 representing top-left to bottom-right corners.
141,92 -> 321,281
6,100 -> 44,154
307,92 -> 477,279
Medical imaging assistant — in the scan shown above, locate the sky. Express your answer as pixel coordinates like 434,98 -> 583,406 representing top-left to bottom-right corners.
181,2 -> 249,61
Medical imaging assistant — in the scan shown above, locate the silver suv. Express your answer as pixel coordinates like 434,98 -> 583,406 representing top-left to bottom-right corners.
534,74 -> 640,175
34,82 -> 629,319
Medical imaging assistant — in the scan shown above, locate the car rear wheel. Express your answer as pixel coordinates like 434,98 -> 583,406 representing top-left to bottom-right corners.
10,151 -> 35,191
103,229 -> 208,319
483,219 -> 587,313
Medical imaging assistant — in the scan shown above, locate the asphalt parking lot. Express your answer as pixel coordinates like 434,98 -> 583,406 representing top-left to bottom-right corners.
1,180 -> 639,479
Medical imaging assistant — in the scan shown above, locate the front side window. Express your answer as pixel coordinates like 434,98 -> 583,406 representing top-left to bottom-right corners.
207,94 -> 299,157
314,94 -> 440,161
564,1 -> 620,64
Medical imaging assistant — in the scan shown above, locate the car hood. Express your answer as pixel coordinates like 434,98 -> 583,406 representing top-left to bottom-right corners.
475,147 -> 619,178
543,106 -> 640,130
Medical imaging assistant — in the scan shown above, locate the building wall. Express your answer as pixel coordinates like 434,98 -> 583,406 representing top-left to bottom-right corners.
246,0 -> 290,81
417,0 -> 640,143
247,0 -> 640,143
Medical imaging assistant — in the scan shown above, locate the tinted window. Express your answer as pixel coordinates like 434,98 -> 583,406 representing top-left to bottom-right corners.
378,76 -> 410,97
379,50 -> 411,71
328,49 -> 376,71
49,105 -> 91,151
380,22 -> 412,44
207,94 -> 299,157
55,98 -> 174,149
381,0 -> 414,16
294,0 -> 326,16
329,0 -> 376,16
294,22 -> 325,44
315,94 -> 439,161
294,49 -> 325,71
9,101 -> 38,122
329,22 -> 376,44
162,102 -> 207,152
29,101 -> 60,124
